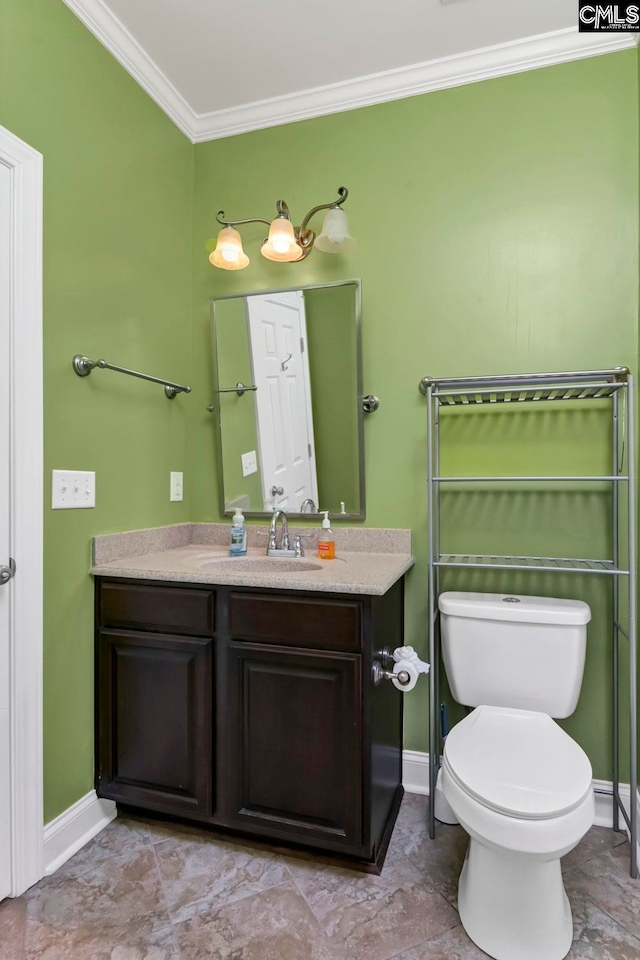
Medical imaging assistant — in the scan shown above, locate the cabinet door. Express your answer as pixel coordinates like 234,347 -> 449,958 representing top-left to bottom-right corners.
97,630 -> 213,817
228,642 -> 363,853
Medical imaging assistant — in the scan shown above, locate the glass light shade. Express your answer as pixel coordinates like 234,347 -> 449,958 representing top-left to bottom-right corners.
314,207 -> 356,254
261,216 -> 302,262
209,226 -> 249,270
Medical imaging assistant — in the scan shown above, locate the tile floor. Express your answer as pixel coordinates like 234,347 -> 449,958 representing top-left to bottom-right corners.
1,794 -> 639,959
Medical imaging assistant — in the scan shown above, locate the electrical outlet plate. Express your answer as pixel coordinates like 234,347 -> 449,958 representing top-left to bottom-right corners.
52,470 -> 96,509
241,450 -> 257,478
170,471 -> 184,502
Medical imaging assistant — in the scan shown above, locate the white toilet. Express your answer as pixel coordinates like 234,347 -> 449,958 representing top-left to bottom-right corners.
438,592 -> 595,960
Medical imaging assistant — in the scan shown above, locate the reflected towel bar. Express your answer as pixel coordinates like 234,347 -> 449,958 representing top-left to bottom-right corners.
215,382 -> 257,396
73,355 -> 191,399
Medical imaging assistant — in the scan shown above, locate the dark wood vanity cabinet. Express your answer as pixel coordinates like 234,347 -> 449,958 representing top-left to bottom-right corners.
96,629 -> 213,817
227,642 -> 363,850
97,581 -> 215,817
95,577 -> 405,869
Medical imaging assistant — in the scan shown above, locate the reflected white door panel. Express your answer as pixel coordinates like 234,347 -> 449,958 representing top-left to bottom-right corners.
247,291 -> 318,512
0,161 -> 12,901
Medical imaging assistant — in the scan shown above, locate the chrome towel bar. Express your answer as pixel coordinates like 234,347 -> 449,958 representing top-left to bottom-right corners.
215,382 -> 257,396
73,355 -> 191,399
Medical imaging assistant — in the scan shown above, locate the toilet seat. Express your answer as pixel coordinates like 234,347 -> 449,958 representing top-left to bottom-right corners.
444,705 -> 592,820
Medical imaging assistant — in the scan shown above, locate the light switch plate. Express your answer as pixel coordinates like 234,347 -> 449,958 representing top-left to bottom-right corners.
241,450 -> 257,478
52,470 -> 96,509
170,471 -> 184,502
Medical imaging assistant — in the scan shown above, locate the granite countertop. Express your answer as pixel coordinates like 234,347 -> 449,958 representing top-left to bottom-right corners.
91,523 -> 414,596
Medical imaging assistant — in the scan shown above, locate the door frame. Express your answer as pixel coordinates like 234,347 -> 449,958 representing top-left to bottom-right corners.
0,125 -> 44,895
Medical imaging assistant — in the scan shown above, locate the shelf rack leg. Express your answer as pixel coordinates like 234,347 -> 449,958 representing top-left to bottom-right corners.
434,395 -> 441,778
427,383 -> 437,839
627,376 -> 637,878
613,390 -> 620,834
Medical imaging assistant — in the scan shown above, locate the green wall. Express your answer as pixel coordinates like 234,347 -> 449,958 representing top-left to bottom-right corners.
0,0 -> 194,822
192,51 -> 639,781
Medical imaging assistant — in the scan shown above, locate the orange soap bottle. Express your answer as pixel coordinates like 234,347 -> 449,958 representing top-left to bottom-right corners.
317,511 -> 335,560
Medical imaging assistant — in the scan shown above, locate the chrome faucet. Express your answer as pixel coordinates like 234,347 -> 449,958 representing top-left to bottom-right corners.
265,510 -> 305,558
300,498 -> 316,513
267,509 -> 290,555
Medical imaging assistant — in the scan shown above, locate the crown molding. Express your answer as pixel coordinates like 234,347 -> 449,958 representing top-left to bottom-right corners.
190,29 -> 639,141
62,3 -> 639,144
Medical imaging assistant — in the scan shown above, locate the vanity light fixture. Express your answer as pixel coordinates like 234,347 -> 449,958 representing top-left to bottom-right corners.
206,187 -> 354,270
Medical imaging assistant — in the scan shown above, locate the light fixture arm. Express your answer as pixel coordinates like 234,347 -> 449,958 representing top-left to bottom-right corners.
298,187 -> 348,236
216,188 -> 347,235
215,210 -> 272,228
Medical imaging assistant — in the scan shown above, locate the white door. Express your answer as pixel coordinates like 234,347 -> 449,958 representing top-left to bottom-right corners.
0,126 -> 43,899
0,160 -> 13,901
247,291 -> 318,511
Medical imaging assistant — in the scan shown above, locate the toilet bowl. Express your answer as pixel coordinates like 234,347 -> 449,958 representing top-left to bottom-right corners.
442,705 -> 594,960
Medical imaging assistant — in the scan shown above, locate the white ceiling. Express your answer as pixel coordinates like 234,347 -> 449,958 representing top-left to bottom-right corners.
63,0 -> 638,141
104,0 -> 576,114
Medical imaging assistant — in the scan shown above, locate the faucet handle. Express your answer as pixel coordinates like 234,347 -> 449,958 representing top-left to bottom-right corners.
293,534 -> 305,557
255,528 -> 277,552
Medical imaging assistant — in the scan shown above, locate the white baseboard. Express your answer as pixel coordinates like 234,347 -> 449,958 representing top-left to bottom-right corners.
402,749 -> 432,796
403,749 -> 638,836
43,790 -> 116,875
38,761 -> 636,876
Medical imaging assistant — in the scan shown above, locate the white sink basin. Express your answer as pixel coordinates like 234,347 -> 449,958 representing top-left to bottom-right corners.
199,558 -> 323,574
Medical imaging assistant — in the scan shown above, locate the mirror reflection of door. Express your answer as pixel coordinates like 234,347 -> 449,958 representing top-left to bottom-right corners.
246,291 -> 319,511
211,280 -> 363,519
0,151 -> 11,901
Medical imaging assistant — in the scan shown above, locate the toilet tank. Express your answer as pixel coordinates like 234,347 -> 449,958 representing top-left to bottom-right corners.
439,592 -> 591,719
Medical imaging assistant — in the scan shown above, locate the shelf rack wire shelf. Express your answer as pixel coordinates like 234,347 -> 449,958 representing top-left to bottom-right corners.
419,367 -> 637,878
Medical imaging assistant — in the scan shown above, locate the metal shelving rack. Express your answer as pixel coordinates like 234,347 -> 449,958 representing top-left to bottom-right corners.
419,367 -> 637,878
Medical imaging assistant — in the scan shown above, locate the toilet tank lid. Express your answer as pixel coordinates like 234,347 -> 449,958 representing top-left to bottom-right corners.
438,592 -> 591,625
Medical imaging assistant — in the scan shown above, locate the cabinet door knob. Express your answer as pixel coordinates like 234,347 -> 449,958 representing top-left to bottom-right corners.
270,486 -> 284,496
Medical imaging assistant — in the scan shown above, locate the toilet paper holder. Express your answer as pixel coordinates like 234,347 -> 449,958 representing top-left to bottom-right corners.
372,645 -> 430,688
372,659 -> 410,687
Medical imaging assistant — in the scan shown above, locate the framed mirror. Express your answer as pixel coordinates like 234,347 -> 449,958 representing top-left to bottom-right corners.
210,279 -> 364,520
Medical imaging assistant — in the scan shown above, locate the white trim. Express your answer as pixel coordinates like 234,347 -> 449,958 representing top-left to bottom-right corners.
0,125 -> 44,897
43,791 -> 116,876
593,778 -> 625,829
402,748 -> 431,796
58,5 -> 639,142
188,29 -> 639,142
593,780 -> 640,867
